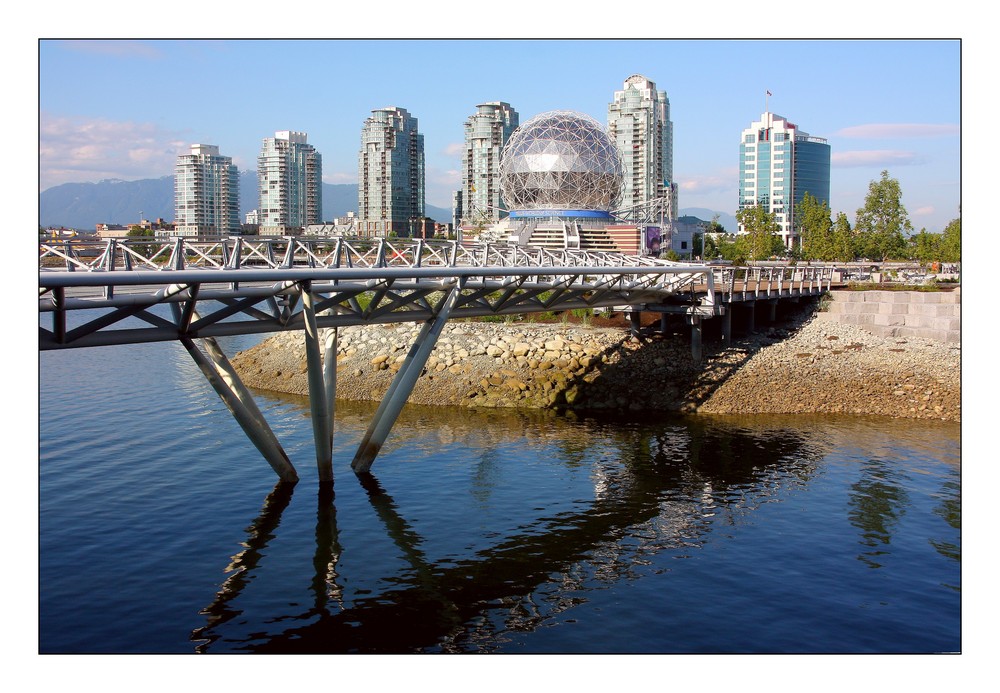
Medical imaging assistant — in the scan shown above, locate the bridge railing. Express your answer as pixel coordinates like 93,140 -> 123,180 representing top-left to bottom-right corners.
40,236 -> 711,293
712,264 -> 835,300
41,236 -> 696,270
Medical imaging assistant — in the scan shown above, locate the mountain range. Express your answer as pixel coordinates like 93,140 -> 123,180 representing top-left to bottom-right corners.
39,173 -> 735,232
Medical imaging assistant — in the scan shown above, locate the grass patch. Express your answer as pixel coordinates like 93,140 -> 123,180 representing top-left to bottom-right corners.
846,282 -> 942,292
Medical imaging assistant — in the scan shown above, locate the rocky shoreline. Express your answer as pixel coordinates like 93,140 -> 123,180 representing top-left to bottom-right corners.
230,305 -> 960,423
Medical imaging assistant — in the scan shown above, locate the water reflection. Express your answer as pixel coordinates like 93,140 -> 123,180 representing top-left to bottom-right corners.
191,481 -> 295,652
191,411 -> 831,653
848,459 -> 911,568
930,477 -> 961,590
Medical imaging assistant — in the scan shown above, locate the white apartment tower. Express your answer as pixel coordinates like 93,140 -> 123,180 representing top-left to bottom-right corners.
607,74 -> 676,223
459,101 -> 519,227
174,144 -> 241,238
358,107 -> 425,237
257,130 -> 322,235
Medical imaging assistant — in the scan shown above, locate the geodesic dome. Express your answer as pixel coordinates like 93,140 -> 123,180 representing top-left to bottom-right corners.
499,110 -> 624,213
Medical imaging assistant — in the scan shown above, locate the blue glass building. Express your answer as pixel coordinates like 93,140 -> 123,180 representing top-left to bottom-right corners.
739,112 -> 831,248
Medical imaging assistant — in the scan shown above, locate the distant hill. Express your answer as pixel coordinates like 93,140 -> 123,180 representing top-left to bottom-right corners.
39,175 -> 725,233
39,173 -> 451,229
40,177 -> 177,229
679,208 -> 737,233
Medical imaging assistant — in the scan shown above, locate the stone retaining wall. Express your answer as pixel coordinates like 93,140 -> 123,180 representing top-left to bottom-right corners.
814,288 -> 960,343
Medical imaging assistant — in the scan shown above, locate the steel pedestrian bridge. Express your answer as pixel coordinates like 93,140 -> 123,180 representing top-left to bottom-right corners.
39,236 -> 835,484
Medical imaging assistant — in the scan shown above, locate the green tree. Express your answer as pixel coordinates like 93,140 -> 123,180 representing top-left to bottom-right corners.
127,224 -> 155,257
718,236 -> 746,264
797,192 -> 834,261
706,214 -> 728,235
940,214 -> 961,262
854,170 -> 912,261
830,212 -> 855,262
909,229 -> 941,265
736,205 -> 784,261
703,233 -> 721,260
699,214 -> 729,260
127,224 -> 152,238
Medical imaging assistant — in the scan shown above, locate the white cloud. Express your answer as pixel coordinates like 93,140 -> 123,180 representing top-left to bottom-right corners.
831,150 -> 922,168
443,142 -> 465,158
425,165 -> 461,209
40,114 -> 189,190
913,206 -> 936,218
323,171 -> 358,185
834,123 -> 959,138
678,174 -> 736,195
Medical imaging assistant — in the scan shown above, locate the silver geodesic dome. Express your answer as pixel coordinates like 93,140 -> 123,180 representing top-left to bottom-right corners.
499,110 -> 624,212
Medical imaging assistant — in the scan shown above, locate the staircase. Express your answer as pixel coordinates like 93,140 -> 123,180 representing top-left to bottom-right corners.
527,222 -> 567,249
578,225 -> 618,252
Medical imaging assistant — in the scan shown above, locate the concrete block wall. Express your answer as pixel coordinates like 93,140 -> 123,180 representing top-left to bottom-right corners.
815,288 -> 960,343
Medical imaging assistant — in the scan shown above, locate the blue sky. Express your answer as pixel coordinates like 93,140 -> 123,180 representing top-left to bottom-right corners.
38,38 -> 961,232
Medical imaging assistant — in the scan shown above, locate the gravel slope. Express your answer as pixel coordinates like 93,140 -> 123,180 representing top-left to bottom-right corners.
230,308 -> 960,423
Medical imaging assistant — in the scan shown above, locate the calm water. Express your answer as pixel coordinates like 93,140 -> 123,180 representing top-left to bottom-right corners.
38,321 -> 961,653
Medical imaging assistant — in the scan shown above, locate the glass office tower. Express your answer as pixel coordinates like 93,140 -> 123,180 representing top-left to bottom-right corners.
739,112 -> 831,248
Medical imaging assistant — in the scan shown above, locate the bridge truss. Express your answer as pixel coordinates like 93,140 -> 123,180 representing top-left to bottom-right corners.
40,236 -> 832,486
38,236 -> 714,349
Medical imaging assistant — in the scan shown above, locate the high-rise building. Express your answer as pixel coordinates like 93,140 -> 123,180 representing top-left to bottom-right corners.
458,101 -> 519,227
607,74 -> 676,223
358,106 -> 424,237
739,111 -> 831,248
257,131 -> 322,235
174,144 -> 240,238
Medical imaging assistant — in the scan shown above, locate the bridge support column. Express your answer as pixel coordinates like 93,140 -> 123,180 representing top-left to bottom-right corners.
721,307 -> 732,346
351,285 -> 461,474
688,315 -> 703,363
768,299 -> 778,323
746,302 -> 756,334
181,335 -> 298,484
302,285 -> 333,483
323,325 -> 338,447
629,309 -> 642,337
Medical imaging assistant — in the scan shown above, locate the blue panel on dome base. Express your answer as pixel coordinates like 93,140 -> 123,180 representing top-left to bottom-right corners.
509,209 -> 614,219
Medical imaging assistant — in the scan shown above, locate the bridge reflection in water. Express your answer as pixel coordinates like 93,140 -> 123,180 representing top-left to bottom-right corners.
189,410 -> 827,653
